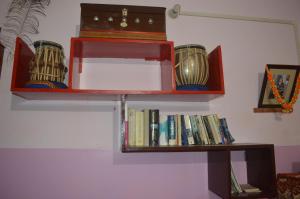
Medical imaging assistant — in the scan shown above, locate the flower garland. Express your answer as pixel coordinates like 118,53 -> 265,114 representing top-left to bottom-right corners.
265,66 -> 300,112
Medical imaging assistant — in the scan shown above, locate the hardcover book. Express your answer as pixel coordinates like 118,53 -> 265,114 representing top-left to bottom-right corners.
212,114 -> 225,144
159,114 -> 168,146
180,115 -> 188,146
149,109 -> 159,146
207,114 -> 222,144
202,116 -> 216,144
128,108 -> 136,146
168,115 -> 176,146
190,115 -> 202,145
176,114 -> 182,146
231,164 -> 242,194
135,111 -> 144,146
143,109 -> 150,147
121,99 -> 128,146
196,116 -> 210,145
220,118 -> 235,144
184,114 -> 195,145
240,184 -> 261,193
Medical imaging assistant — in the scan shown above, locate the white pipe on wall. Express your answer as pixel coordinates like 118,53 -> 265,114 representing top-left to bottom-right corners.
169,4 -> 300,64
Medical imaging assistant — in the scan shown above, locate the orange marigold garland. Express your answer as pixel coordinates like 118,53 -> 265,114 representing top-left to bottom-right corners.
265,65 -> 300,113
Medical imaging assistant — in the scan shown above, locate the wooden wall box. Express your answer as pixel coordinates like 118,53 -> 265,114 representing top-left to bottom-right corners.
80,3 -> 167,41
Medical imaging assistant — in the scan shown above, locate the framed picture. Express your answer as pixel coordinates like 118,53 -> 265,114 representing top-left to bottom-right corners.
258,64 -> 300,108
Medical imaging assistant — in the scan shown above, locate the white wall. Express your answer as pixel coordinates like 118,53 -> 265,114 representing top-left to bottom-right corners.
0,0 -> 300,149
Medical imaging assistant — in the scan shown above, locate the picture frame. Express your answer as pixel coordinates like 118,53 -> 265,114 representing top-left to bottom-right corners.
258,64 -> 300,108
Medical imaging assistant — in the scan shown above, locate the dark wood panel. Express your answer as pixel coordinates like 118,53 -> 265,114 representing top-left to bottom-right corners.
246,147 -> 277,198
11,38 -> 34,89
253,107 -> 285,113
208,150 -> 231,199
80,3 -> 166,40
122,144 -> 274,153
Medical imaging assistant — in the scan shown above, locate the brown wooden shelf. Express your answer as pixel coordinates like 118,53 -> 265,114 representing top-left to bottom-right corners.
253,107 -> 289,113
123,143 -> 276,199
122,143 -> 274,153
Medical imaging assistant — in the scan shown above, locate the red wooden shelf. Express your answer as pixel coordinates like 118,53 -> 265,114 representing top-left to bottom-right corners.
11,37 -> 225,101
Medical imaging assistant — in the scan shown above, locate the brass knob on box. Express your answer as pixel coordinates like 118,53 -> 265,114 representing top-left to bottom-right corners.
134,18 -> 140,24
93,16 -> 99,21
120,8 -> 128,28
108,17 -> 113,22
148,18 -> 154,24
120,18 -> 127,27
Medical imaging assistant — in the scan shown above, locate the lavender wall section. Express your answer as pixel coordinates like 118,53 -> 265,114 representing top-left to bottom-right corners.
0,146 -> 299,199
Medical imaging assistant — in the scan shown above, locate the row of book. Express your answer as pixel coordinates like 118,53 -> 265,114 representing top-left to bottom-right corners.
231,164 -> 262,194
121,108 -> 235,147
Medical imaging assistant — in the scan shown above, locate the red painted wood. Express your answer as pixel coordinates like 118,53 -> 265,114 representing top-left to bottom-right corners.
12,37 -> 225,100
207,46 -> 225,93
70,37 -> 173,60
11,37 -> 34,90
68,37 -> 75,89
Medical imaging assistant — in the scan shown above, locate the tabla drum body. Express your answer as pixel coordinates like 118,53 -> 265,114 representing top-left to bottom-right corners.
27,40 -> 68,88
175,44 -> 209,90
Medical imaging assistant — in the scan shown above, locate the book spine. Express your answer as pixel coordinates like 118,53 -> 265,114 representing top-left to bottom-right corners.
184,114 -> 195,145
195,116 -> 206,145
124,121 -> 128,147
176,114 -> 182,146
128,108 -> 136,146
180,115 -> 188,146
202,116 -> 215,144
135,111 -> 144,146
190,115 -> 202,145
149,109 -> 159,146
121,97 -> 128,147
212,114 -> 225,144
197,116 -> 210,145
213,115 -> 226,144
168,115 -> 176,146
207,115 -> 222,144
220,118 -> 235,144
231,164 -> 242,193
159,114 -> 168,146
143,109 -> 150,147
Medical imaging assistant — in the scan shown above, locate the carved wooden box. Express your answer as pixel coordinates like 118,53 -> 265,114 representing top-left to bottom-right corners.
80,3 -> 166,40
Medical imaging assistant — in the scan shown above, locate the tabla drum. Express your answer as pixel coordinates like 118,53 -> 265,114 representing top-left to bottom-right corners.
175,44 -> 209,90
27,40 -> 68,88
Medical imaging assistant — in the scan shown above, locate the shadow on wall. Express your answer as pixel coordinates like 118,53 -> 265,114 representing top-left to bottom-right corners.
10,94 -> 116,112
